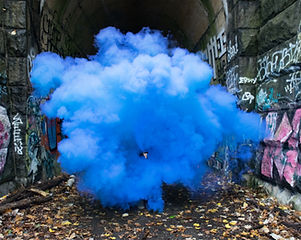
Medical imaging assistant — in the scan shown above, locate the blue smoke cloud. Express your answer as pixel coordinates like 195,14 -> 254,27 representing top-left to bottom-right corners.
30,27 -> 264,211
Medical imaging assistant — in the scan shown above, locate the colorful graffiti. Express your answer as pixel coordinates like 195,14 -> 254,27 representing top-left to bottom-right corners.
261,109 -> 301,187
26,96 -> 62,182
256,88 -> 280,111
0,107 -> 11,173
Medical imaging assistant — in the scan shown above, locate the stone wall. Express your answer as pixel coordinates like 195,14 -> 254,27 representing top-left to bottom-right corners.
0,0 -> 62,195
0,0 -> 28,195
256,0 -> 301,191
206,0 -> 301,191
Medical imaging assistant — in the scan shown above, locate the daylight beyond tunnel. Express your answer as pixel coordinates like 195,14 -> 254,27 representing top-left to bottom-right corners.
38,0 -> 221,57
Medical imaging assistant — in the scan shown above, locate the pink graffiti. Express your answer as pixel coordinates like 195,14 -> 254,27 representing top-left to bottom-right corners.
288,109 -> 301,148
274,113 -> 292,142
0,107 -> 11,173
261,110 -> 301,187
284,150 -> 298,186
262,145 -> 274,178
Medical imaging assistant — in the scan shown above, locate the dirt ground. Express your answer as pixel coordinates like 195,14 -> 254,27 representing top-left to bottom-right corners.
0,173 -> 300,240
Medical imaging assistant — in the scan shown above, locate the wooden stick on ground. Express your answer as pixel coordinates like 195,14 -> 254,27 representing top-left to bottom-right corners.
0,195 -> 53,214
0,173 -> 69,206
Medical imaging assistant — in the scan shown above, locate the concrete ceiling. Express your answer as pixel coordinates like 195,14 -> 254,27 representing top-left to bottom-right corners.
46,0 -> 217,55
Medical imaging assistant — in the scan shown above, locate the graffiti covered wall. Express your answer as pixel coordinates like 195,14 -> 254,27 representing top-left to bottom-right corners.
257,12 -> 301,190
202,0 -> 301,192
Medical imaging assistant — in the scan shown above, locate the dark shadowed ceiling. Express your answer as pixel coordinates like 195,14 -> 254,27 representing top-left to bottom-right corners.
43,0 -> 224,55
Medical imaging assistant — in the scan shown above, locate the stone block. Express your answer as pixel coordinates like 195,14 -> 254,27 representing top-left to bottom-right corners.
238,29 -> 258,56
258,1 -> 301,54
6,29 -> 26,57
238,57 -> 258,78
7,57 -> 27,86
0,58 -> 6,77
234,1 -> 261,29
9,86 -> 28,115
3,1 -> 26,28
261,0 -> 297,23
290,193 -> 301,211
276,189 -> 292,205
0,30 -> 4,55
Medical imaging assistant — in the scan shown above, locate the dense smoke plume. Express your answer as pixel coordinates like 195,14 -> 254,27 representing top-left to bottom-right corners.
31,27 -> 263,211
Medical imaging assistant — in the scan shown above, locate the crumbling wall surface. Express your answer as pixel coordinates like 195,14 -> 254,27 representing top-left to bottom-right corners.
257,0 -> 301,191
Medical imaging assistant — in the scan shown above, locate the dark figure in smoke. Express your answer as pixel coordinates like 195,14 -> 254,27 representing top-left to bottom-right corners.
138,151 -> 149,209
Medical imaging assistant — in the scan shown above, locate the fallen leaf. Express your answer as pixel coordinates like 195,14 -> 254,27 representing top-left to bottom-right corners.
230,221 -> 237,225
62,220 -> 72,226
207,208 -> 218,213
225,224 -> 231,229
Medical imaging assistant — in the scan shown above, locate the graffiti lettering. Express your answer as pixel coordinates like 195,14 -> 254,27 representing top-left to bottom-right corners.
204,28 -> 227,79
241,92 -> 255,104
12,113 -> 23,155
257,38 -> 301,82
227,35 -> 238,63
239,77 -> 257,84
226,65 -> 240,94
284,72 -> 301,94
27,48 -> 36,79
40,0 -> 45,13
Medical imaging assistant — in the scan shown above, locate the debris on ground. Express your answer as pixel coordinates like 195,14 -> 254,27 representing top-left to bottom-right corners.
0,173 -> 300,239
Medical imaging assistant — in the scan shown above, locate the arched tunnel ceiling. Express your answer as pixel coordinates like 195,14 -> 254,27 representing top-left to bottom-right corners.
45,0 -> 216,55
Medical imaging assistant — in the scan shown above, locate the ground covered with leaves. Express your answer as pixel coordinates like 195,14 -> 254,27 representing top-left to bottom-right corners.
0,174 -> 300,240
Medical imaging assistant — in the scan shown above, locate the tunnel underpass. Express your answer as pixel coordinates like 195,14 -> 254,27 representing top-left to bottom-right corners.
35,0 -> 223,57
1,0 -> 301,218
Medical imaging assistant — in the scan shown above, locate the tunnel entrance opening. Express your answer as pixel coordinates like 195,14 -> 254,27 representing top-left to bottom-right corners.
37,0 -> 212,58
